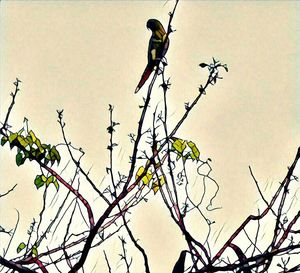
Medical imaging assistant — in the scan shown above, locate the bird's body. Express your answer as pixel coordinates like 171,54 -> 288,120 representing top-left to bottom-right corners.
135,19 -> 169,93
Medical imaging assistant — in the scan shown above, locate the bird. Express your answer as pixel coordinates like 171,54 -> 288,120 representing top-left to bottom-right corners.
172,250 -> 187,273
135,19 -> 169,93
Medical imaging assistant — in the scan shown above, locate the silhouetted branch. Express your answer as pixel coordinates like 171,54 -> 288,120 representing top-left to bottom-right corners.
0,78 -> 21,136
0,184 -> 17,198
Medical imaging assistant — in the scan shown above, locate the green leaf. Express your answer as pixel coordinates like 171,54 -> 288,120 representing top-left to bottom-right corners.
44,158 -> 49,166
35,149 -> 46,161
34,175 -> 45,189
53,179 -> 59,191
182,153 -> 189,163
31,245 -> 38,257
46,175 -> 54,186
16,152 -> 25,166
17,128 -> 24,135
31,149 -> 36,157
45,175 -> 59,190
17,135 -> 29,148
17,242 -> 26,253
24,150 -> 30,158
42,144 -> 51,151
50,146 -> 61,165
35,138 -> 44,153
172,138 -> 187,154
1,136 -> 8,146
8,132 -> 18,144
25,135 -> 33,146
187,141 -> 200,161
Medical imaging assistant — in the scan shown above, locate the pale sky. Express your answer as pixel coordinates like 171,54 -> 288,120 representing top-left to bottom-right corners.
0,1 -> 300,272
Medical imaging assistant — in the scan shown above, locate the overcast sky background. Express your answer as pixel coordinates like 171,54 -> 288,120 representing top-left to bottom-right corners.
1,1 -> 300,272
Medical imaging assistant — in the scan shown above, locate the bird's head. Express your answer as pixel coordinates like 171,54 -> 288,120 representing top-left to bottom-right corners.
146,19 -> 164,32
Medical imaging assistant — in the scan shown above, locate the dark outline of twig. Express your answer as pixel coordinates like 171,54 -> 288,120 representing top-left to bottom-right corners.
41,162 -> 94,229
61,182 -> 80,269
160,65 -> 180,209
249,166 -> 278,218
107,105 -> 150,273
52,197 -> 77,237
0,184 -> 17,198
152,153 -> 208,269
107,104 -> 118,199
197,243 -> 300,273
35,187 -> 48,248
205,147 -> 300,269
285,263 -> 300,273
0,256 -> 33,273
46,247 -> 62,273
103,250 -> 112,273
38,165 -> 79,248
118,236 -> 132,273
67,3 -> 181,272
123,0 -> 179,192
57,110 -> 110,205
0,78 -> 21,136
3,210 -> 20,258
123,218 -> 150,273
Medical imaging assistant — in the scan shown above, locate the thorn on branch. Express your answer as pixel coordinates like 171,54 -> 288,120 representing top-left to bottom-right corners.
199,63 -> 208,68
160,78 -> 171,92
199,85 -> 206,95
56,109 -> 64,119
184,102 -> 190,111
199,58 -> 228,90
14,78 -> 22,86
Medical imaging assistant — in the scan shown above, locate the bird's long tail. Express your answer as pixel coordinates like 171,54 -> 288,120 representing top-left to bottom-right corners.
135,65 -> 154,93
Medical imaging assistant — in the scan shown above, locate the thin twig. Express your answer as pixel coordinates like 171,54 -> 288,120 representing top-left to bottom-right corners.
0,184 -> 17,198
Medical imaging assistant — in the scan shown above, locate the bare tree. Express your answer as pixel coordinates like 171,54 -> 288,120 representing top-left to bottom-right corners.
0,1 -> 299,273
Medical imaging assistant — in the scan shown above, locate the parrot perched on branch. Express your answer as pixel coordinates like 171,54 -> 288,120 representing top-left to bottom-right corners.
135,19 -> 169,93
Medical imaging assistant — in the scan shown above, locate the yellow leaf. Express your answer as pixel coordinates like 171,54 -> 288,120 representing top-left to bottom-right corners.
187,141 -> 200,160
8,132 -> 18,143
172,138 -> 186,154
17,135 -> 29,148
152,175 -> 166,194
35,138 -> 44,153
135,166 -> 153,185
41,175 -> 47,182
29,130 -> 37,143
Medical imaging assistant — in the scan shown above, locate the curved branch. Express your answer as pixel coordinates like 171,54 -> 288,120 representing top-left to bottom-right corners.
0,256 -> 34,273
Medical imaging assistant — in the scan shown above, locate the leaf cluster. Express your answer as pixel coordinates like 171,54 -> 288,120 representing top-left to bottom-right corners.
135,166 -> 166,194
1,127 -> 61,191
171,137 -> 200,162
1,129 -> 60,167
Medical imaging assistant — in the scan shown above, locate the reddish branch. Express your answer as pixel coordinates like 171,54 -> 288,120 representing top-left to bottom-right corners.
35,259 -> 48,273
0,256 -> 34,273
3,2 -> 298,272
41,163 -> 95,228
274,209 -> 300,249
206,147 -> 300,268
197,244 -> 300,273
68,169 -> 150,272
123,0 -> 179,191
57,109 -> 111,205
